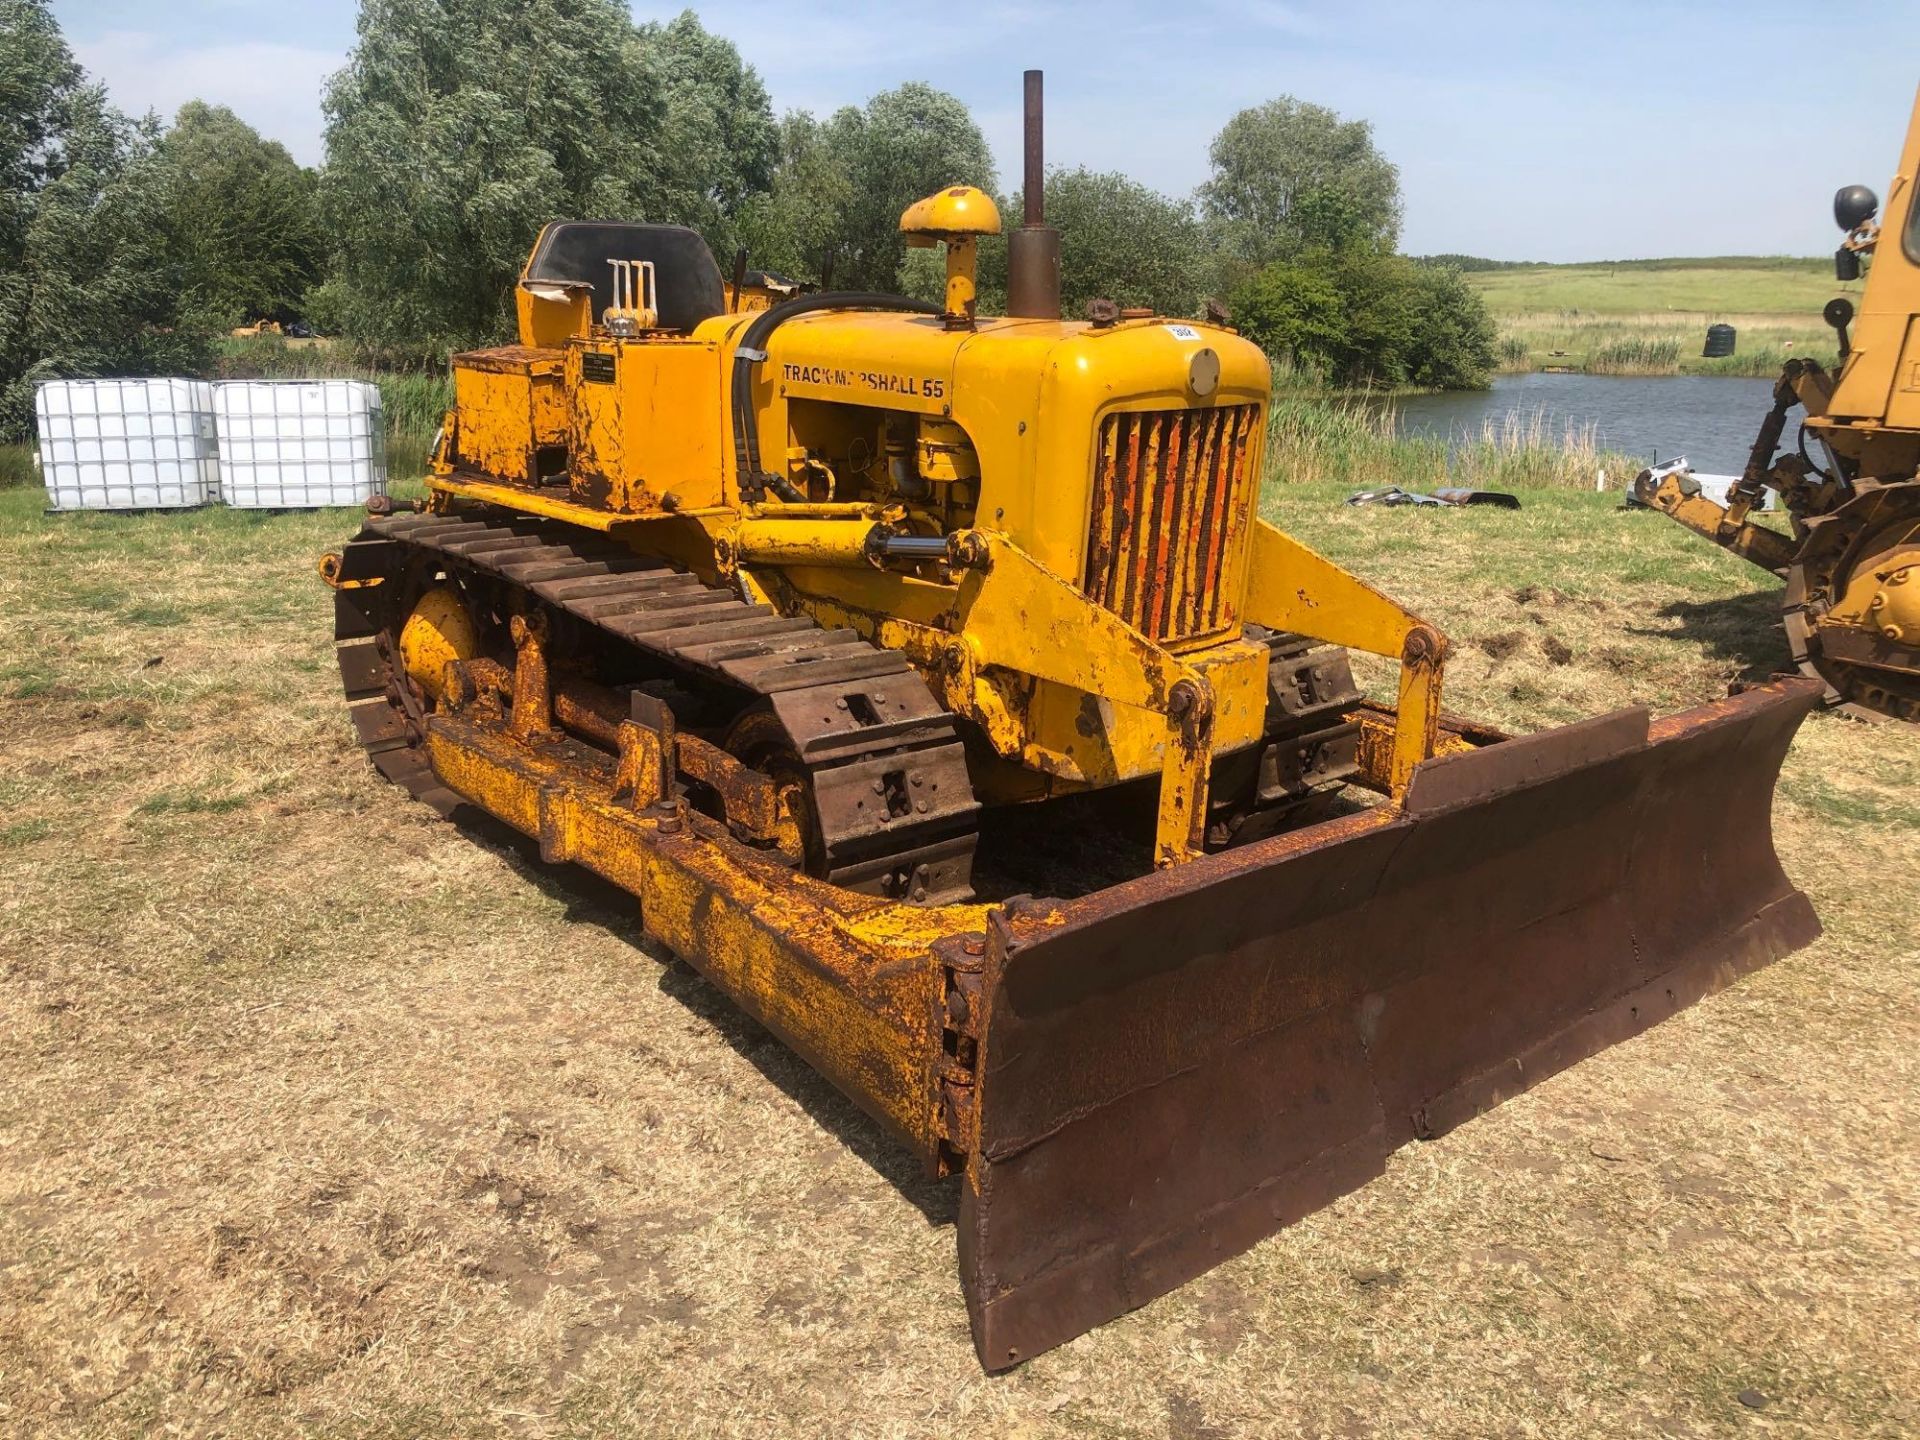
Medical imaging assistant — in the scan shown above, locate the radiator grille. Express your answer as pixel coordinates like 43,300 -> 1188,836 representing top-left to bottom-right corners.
1084,404 -> 1259,642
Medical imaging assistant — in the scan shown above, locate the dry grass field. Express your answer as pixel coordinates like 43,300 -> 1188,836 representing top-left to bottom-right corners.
2,481 -> 1916,1438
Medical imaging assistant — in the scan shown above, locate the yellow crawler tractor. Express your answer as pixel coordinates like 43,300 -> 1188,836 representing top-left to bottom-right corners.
1635,84 -> 1920,722
323,73 -> 1823,1367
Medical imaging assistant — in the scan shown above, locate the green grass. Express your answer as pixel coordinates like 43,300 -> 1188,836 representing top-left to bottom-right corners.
1467,257 -> 1852,378
1,817 -> 52,846
134,787 -> 256,817
0,441 -> 37,487
1466,258 -> 1842,315
1587,336 -> 1682,375
1778,772 -> 1920,829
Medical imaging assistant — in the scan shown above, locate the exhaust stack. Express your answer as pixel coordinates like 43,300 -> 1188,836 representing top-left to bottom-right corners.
1006,69 -> 1062,320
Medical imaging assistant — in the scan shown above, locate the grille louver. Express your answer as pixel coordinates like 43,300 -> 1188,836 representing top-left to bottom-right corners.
1084,404 -> 1259,642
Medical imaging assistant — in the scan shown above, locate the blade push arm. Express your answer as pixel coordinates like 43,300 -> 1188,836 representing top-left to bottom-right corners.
946,531 -> 1213,868
1241,519 -> 1445,796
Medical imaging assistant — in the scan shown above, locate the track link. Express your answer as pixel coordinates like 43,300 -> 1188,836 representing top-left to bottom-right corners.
331,507 -> 979,903
1200,628 -> 1362,846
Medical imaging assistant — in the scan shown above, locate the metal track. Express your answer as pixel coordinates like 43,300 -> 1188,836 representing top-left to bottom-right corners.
1199,628 -> 1362,845
330,507 -> 980,904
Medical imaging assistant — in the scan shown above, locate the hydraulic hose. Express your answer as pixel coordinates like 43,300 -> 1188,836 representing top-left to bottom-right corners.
730,291 -> 943,501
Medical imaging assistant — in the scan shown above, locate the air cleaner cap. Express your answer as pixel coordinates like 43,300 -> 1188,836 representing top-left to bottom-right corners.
899,186 -> 1002,239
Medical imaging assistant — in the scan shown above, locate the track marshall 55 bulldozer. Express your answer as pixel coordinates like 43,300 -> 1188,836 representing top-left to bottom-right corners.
323,74 -> 1822,1367
1635,84 -> 1920,723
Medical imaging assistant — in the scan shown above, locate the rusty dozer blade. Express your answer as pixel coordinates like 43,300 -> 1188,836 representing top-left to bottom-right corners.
958,678 -> 1823,1369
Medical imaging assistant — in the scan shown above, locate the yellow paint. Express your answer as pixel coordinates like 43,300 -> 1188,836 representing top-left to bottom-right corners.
764,546 -> 1267,790
399,586 -> 480,701
1829,85 -> 1920,425
734,515 -> 879,568
424,188 -> 1464,862
952,529 -> 1187,707
1634,87 -> 1920,717
897,183 -> 1000,324
899,186 -> 1001,239
423,712 -> 995,1161
1241,519 -> 1446,797
917,417 -> 979,483
1829,550 -> 1920,645
450,348 -> 567,485
1636,473 -> 1796,574
723,278 -> 794,314
568,338 -> 726,512
515,275 -> 593,349
428,474 -> 637,529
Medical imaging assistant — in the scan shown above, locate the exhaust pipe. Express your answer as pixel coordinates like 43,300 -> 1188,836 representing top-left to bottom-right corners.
1006,69 -> 1061,320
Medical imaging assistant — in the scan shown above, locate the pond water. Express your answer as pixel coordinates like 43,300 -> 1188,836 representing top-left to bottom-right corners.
1391,372 -> 1780,478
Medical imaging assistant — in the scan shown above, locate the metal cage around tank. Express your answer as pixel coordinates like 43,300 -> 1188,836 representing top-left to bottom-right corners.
35,379 -> 219,511
213,380 -> 388,509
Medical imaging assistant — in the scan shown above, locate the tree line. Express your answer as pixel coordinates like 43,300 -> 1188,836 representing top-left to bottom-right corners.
0,0 -> 1496,440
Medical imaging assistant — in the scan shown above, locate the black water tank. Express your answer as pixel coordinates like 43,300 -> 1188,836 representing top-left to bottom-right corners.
1703,323 -> 1737,358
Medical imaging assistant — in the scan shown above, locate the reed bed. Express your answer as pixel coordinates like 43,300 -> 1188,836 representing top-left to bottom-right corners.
1266,394 -> 1447,490
1452,407 -> 1643,491
1267,396 -> 1642,493
1480,300 -> 1838,379
1586,336 -> 1683,375
0,442 -> 37,489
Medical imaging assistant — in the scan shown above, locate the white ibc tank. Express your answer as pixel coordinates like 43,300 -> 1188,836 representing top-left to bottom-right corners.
35,378 -> 219,511
214,380 -> 387,508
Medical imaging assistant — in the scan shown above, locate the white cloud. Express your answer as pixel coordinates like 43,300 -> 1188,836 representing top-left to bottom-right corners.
73,30 -> 340,165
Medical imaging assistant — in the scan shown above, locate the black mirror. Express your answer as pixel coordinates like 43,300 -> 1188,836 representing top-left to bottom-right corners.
1835,246 -> 1861,282
1834,183 -> 1878,231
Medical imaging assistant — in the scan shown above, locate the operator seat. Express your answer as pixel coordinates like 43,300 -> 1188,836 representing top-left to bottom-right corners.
523,222 -> 727,332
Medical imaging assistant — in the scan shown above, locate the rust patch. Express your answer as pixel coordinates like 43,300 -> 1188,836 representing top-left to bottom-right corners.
1083,405 -> 1257,643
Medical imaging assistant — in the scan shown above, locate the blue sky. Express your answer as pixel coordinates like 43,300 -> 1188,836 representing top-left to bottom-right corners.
50,0 -> 1920,261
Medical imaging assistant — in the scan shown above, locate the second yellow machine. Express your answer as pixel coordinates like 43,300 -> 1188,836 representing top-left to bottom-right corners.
324,73 -> 1822,1368
1635,83 -> 1920,723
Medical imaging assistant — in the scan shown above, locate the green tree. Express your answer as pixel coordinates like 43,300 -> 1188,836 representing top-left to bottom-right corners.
734,110 -> 856,281
977,167 -> 1207,317
1225,259 -> 1346,377
1338,250 -> 1422,385
0,2 -> 212,437
0,0 -> 80,259
320,0 -> 774,360
1288,184 -> 1380,256
160,102 -> 322,325
1230,250 -> 1495,390
640,11 -> 778,258
1402,262 -> 1497,390
1201,97 -> 1401,270
842,84 -> 994,291
739,84 -> 993,292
